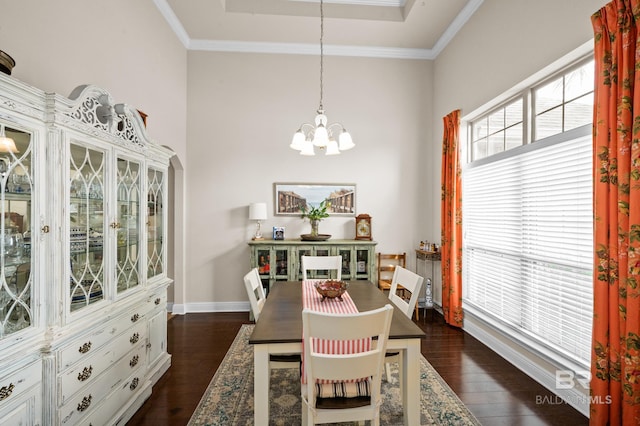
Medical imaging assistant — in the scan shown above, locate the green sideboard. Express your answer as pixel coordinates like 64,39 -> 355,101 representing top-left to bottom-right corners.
248,239 -> 378,292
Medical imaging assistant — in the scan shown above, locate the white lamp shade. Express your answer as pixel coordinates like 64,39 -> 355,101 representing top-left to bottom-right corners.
249,203 -> 267,221
313,125 -> 328,147
325,139 -> 340,155
338,131 -> 354,151
0,136 -> 18,154
300,139 -> 315,156
0,126 -> 18,154
290,131 -> 305,150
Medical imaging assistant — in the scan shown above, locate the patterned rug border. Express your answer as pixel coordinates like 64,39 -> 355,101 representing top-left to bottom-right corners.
188,324 -> 481,426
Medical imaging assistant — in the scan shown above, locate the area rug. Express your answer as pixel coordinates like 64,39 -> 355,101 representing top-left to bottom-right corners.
188,324 -> 480,426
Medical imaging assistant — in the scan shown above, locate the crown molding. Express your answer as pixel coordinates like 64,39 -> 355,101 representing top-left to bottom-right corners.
189,39 -> 434,60
431,0 -> 484,57
155,0 -> 483,61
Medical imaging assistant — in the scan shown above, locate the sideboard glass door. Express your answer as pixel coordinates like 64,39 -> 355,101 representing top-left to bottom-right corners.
0,126 -> 32,336
147,168 -> 164,279
116,157 -> 141,293
69,142 -> 105,312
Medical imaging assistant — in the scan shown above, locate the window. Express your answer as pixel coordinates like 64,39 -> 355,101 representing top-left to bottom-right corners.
469,59 -> 593,162
534,61 -> 594,140
471,98 -> 524,161
462,57 -> 594,368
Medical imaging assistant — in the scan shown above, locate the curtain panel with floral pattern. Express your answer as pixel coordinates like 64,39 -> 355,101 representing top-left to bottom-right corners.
591,1 -> 640,423
440,109 -> 463,327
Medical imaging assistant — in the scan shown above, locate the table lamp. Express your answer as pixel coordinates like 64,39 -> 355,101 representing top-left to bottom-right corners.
249,202 -> 267,240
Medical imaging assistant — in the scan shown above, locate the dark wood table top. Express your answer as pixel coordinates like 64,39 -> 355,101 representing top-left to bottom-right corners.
249,281 -> 426,345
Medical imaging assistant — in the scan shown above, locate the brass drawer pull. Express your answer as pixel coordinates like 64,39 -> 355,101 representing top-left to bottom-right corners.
77,366 -> 93,381
129,377 -> 139,391
78,342 -> 92,354
0,383 -> 15,401
131,313 -> 140,322
154,297 -> 161,305
129,355 -> 139,368
130,332 -> 139,344
77,394 -> 92,412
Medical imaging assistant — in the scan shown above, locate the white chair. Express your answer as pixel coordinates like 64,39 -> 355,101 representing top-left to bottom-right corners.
243,268 -> 301,369
301,304 -> 393,426
244,268 -> 266,321
301,255 -> 342,280
385,266 -> 424,383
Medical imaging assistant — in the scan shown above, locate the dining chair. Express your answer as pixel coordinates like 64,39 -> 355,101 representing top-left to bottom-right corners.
301,255 -> 342,280
384,266 -> 424,383
301,304 -> 393,426
243,268 -> 301,369
377,252 -> 406,291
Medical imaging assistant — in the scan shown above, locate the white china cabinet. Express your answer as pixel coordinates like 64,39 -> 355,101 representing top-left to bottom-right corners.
0,72 -> 173,425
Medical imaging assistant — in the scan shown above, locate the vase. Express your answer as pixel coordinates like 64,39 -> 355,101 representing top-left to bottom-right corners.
310,219 -> 320,237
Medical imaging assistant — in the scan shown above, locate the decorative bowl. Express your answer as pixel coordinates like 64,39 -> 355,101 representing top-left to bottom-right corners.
315,280 -> 348,301
301,234 -> 331,241
0,50 -> 15,75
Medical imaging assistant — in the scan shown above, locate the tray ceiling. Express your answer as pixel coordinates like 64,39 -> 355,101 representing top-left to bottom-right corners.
155,0 -> 483,59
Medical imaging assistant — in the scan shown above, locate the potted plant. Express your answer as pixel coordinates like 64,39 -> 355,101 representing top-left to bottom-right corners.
300,200 -> 330,237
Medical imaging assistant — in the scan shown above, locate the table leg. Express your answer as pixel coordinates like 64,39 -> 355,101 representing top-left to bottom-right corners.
402,339 -> 421,425
254,345 -> 270,426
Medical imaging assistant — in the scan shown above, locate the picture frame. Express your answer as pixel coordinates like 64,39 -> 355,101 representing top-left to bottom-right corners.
274,183 -> 356,216
273,226 -> 285,240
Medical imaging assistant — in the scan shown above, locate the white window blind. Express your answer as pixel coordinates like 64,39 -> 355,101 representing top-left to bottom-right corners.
462,128 -> 593,365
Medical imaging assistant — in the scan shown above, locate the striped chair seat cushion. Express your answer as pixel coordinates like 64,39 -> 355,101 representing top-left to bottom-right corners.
315,377 -> 371,398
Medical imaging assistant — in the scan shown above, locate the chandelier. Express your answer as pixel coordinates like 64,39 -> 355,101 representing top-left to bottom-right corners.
289,0 -> 354,156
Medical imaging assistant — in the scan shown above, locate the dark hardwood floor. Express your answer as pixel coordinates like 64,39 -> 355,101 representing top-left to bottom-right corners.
127,311 -> 588,426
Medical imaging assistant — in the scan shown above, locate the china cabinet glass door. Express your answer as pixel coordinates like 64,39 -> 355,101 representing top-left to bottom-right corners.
116,156 -> 141,292
0,126 -> 33,336
69,143 -> 105,312
147,168 -> 164,279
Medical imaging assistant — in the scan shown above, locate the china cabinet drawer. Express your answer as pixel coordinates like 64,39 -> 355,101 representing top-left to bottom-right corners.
80,370 -> 147,426
58,309 -> 148,371
58,343 -> 146,426
0,360 -> 41,412
112,320 -> 147,362
59,319 -> 147,404
146,290 -> 167,312
59,344 -> 114,405
0,383 -> 41,426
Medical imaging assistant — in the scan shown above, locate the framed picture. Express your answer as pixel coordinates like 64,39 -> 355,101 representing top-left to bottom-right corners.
273,226 -> 285,240
274,183 -> 356,216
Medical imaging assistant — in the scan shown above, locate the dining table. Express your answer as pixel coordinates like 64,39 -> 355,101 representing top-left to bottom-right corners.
249,280 -> 426,426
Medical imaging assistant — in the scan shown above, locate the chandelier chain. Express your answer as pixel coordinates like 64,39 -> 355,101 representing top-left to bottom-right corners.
319,0 -> 324,111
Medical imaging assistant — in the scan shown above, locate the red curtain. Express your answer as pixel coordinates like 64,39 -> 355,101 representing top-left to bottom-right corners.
591,1 -> 640,423
440,109 -> 463,327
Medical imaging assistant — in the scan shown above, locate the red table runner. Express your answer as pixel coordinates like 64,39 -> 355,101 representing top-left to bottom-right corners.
301,280 -> 372,396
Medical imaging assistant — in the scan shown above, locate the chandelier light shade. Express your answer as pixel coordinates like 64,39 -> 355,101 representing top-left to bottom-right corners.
249,202 -> 268,240
289,0 -> 354,156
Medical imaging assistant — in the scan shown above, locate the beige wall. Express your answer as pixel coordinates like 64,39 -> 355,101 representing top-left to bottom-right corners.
431,0 -> 603,236
186,52 -> 433,306
0,0 -> 187,163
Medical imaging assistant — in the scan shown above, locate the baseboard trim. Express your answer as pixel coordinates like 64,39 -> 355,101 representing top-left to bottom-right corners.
170,301 -> 250,314
464,314 -> 590,417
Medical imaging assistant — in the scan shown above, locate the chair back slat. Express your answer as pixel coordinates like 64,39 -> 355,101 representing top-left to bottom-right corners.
388,266 -> 424,319
244,268 -> 266,321
301,255 -> 342,280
